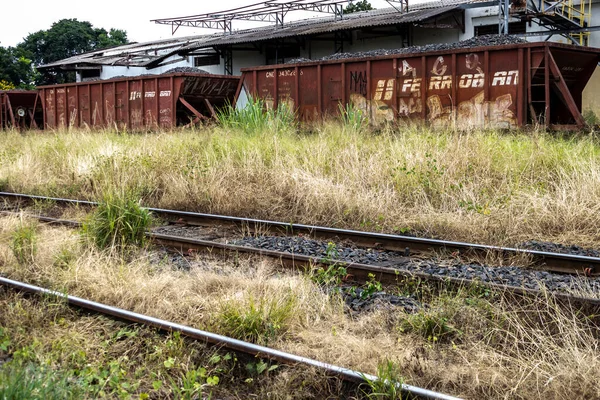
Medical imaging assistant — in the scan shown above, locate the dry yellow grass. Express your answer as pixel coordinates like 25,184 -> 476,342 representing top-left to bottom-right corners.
1,217 -> 599,399
2,125 -> 600,247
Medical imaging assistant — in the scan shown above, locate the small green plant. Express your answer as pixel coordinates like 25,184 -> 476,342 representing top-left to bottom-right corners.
362,359 -> 405,399
217,97 -> 296,134
218,293 -> 296,346
339,102 -> 368,131
360,273 -> 383,299
11,223 -> 38,264
398,310 -> 461,343
0,361 -> 82,399
82,191 -> 152,249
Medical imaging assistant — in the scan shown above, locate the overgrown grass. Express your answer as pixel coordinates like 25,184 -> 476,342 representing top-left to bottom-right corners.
10,219 -> 37,264
2,125 -> 600,247
216,290 -> 298,346
217,97 -> 296,135
1,219 -> 600,399
82,190 -> 152,249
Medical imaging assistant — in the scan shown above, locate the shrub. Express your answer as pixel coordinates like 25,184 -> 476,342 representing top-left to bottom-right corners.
82,191 -> 152,249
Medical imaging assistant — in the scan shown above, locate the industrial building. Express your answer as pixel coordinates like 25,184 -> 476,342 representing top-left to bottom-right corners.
39,0 -> 599,79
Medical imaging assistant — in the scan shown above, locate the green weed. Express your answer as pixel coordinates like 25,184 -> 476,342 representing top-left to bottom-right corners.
217,292 -> 297,345
339,102 -> 368,132
0,362 -> 83,400
398,310 -> 461,343
217,97 -> 296,134
82,190 -> 152,249
362,359 -> 405,399
11,222 -> 38,264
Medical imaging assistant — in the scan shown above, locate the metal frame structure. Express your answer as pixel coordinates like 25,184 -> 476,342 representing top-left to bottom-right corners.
152,0 -> 353,35
152,1 -> 356,74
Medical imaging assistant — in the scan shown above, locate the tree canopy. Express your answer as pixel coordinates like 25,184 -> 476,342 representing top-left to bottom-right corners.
344,0 -> 374,13
0,19 -> 128,88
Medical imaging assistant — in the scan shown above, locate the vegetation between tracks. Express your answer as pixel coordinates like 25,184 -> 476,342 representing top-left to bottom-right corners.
1,217 -> 599,399
1,123 -> 600,248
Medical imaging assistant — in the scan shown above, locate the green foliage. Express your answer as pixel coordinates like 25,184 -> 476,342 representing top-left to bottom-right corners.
218,293 -> 297,345
583,109 -> 599,126
362,360 -> 405,399
344,0 -> 374,13
82,191 -> 152,249
17,19 -> 128,85
0,46 -> 38,89
339,102 -> 369,131
11,223 -> 38,264
360,273 -> 383,299
0,361 -> 83,400
398,309 -> 461,343
217,97 -> 296,134
311,242 -> 349,286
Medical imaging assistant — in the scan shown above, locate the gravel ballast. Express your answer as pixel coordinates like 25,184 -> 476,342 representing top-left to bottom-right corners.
287,34 -> 526,64
231,235 -> 600,295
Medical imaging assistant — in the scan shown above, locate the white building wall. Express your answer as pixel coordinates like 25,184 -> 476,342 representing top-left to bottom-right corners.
93,50 -> 265,80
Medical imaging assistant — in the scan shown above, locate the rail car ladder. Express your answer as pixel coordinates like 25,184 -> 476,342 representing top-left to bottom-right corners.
525,0 -> 592,45
527,46 -> 587,127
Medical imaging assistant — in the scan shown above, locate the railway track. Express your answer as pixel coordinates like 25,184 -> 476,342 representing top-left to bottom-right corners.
2,191 -> 600,276
1,191 -> 600,309
0,276 -> 460,400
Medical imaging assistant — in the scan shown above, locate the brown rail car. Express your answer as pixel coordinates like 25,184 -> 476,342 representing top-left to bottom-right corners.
38,73 -> 240,130
238,42 -> 600,129
0,90 -> 42,130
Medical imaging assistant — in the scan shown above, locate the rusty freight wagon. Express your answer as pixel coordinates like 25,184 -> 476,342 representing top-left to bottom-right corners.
0,90 -> 42,130
238,42 -> 600,129
38,73 -> 240,130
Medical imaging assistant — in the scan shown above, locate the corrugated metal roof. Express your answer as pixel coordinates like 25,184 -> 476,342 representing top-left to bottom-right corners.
41,0 -> 488,69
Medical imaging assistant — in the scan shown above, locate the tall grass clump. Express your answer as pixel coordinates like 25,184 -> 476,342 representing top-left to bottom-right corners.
216,290 -> 298,346
0,362 -> 82,400
82,191 -> 152,250
217,97 -> 296,134
11,221 -> 38,265
339,103 -> 368,132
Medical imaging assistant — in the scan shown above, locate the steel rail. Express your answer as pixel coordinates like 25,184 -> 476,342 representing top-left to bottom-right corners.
1,191 -> 599,275
0,276 -> 461,400
5,212 -> 600,309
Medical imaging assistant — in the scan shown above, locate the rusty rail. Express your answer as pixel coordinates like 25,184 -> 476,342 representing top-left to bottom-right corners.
1,191 -> 599,276
0,276 -> 461,400
3,209 -> 600,310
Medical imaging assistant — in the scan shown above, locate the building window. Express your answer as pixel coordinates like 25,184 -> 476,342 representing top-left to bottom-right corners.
265,45 -> 300,65
193,54 -> 220,67
475,21 -> 526,36
80,69 -> 101,81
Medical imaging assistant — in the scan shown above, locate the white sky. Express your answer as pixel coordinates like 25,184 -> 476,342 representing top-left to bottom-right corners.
0,0 -> 408,48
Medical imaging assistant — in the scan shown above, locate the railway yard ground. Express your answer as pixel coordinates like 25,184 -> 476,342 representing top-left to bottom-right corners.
2,122 -> 600,399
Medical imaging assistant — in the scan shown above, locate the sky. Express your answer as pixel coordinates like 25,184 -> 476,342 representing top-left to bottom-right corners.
0,0 -> 405,48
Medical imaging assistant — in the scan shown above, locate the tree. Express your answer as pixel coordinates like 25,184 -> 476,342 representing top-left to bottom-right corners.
0,45 -> 38,89
17,19 -> 128,85
344,0 -> 374,13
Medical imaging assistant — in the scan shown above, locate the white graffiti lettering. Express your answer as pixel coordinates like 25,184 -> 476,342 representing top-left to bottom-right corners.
401,78 -> 422,93
491,71 -> 519,86
159,90 -> 171,97
458,73 -> 484,89
145,91 -> 156,98
400,60 -> 416,78
429,76 -> 452,90
431,56 -> 448,76
129,91 -> 141,101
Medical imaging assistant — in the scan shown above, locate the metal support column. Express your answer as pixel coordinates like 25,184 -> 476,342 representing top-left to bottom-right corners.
499,0 -> 510,34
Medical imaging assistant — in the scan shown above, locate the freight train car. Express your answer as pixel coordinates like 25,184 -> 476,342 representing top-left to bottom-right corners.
237,41 -> 600,130
0,90 -> 42,130
38,72 -> 240,130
